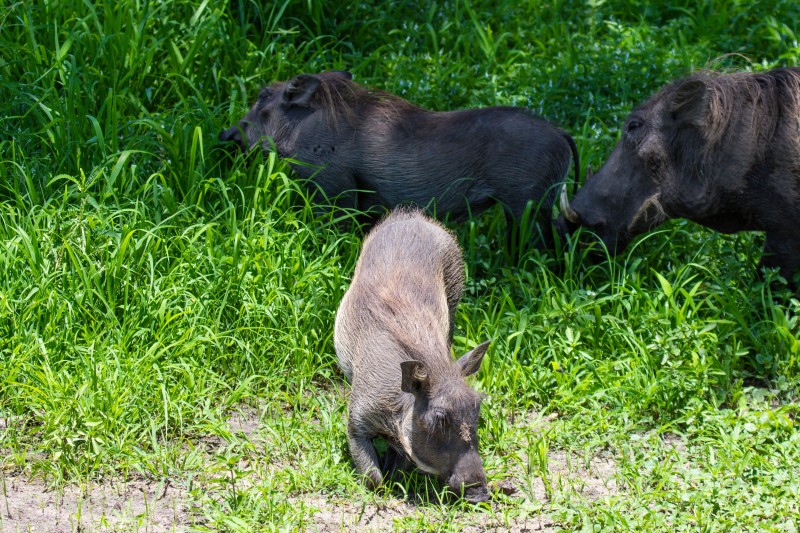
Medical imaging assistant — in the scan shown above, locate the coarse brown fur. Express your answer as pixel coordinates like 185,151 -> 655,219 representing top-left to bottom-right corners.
334,207 -> 490,502
277,71 -> 420,131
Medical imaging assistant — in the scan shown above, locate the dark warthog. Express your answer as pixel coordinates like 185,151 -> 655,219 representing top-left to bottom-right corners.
334,208 -> 491,502
220,70 -> 578,244
559,67 -> 800,284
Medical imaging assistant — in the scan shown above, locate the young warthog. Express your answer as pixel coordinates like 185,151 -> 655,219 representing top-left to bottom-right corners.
558,67 -> 800,285
220,70 -> 578,244
334,208 -> 491,502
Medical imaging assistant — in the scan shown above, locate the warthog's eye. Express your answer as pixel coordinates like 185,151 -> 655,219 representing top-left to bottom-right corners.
624,118 -> 646,149
424,408 -> 448,429
625,118 -> 643,135
258,87 -> 272,100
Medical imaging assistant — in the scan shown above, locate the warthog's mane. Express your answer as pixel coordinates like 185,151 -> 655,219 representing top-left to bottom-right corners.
671,67 -> 800,156
309,73 -> 422,129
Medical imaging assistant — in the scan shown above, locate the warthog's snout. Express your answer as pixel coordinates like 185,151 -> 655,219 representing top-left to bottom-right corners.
219,124 -> 247,153
463,484 -> 490,503
446,451 -> 489,503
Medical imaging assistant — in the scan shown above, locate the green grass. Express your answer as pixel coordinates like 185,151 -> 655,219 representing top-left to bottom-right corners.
1,0 -> 799,530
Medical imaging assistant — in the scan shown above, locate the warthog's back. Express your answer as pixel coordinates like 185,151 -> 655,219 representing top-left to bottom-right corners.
334,208 -> 463,384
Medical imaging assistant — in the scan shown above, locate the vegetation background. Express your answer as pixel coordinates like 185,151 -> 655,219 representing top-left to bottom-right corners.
1,0 -> 799,530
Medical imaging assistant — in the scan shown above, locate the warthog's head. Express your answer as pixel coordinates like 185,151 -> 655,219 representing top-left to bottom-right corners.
399,341 -> 491,503
219,70 -> 353,154
558,77 -> 718,254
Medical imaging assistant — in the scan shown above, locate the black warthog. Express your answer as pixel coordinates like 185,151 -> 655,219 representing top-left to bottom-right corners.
220,70 -> 578,245
559,67 -> 800,285
334,208 -> 491,502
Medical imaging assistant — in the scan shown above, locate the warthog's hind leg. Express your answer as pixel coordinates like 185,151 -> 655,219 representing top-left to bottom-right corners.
760,232 -> 800,290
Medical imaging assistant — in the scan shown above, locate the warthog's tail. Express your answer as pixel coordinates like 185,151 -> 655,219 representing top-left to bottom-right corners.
563,131 -> 580,197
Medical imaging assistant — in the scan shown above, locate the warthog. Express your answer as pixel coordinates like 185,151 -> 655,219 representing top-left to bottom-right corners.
220,70 -> 578,244
334,208 -> 491,502
559,67 -> 800,285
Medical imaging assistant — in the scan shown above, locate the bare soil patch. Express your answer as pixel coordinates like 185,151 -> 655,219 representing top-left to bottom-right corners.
290,447 -> 619,531
0,474 -> 191,533
293,494 -> 557,532
0,408 -> 621,532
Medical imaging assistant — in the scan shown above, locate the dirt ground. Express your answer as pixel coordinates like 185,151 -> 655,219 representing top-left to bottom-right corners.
1,453 -> 616,532
291,448 -> 618,532
1,410 -> 620,532
0,475 -> 190,533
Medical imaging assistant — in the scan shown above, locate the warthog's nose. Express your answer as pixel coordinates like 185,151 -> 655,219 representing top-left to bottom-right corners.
219,126 -> 239,142
464,483 -> 490,503
447,453 -> 488,502
219,125 -> 248,153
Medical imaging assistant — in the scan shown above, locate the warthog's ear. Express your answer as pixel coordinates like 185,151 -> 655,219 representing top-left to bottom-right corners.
669,79 -> 709,127
329,70 -> 353,80
456,341 -> 490,377
284,74 -> 322,107
400,361 -> 430,396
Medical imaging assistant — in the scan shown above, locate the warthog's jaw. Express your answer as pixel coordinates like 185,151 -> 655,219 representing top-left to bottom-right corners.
397,409 -> 439,475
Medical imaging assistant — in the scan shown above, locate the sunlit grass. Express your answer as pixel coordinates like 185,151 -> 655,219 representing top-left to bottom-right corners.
1,0 -> 799,530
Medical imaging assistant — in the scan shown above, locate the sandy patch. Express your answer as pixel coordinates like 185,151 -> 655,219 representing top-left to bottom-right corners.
0,408 -> 621,532
294,494 -> 557,532
0,474 -> 192,533
289,446 -> 619,532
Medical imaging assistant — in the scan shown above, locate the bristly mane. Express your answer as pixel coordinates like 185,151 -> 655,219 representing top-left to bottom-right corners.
305,73 -> 422,129
671,67 -> 800,154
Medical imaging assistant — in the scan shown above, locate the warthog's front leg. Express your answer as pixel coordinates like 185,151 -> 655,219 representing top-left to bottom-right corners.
347,421 -> 382,489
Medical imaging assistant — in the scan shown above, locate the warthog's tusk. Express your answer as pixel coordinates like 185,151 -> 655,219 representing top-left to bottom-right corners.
559,184 -> 580,223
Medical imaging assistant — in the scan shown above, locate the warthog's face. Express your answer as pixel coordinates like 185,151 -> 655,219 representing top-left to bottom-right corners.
400,341 -> 490,503
559,80 -> 712,254
219,71 -> 352,153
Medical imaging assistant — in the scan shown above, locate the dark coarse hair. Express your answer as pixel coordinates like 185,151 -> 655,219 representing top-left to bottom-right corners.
666,67 -> 800,156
